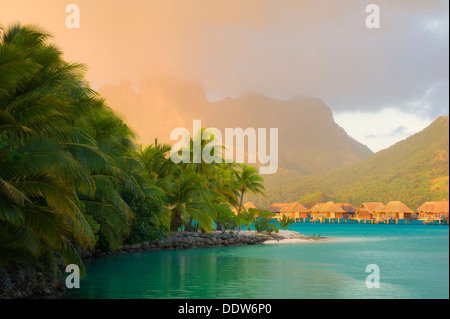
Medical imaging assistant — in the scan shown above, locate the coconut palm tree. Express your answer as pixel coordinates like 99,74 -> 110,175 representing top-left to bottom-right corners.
137,139 -> 174,183
233,164 -> 265,218
0,24 -> 98,273
166,168 -> 215,232
181,127 -> 226,231
0,24 -> 146,273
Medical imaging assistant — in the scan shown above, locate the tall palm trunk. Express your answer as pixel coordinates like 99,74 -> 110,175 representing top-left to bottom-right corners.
171,209 -> 182,231
185,165 -> 200,231
237,187 -> 245,231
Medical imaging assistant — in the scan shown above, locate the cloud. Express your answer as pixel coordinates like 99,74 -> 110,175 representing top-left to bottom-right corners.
1,0 -> 447,119
364,125 -> 409,139
333,108 -> 433,152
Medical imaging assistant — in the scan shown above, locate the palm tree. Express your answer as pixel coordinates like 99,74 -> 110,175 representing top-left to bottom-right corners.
0,24 -> 147,273
0,131 -> 96,276
137,139 -> 174,182
209,163 -> 241,230
214,163 -> 241,208
134,141 -> 175,230
233,164 -> 265,218
166,168 -> 215,232
182,127 -> 225,231
76,107 -> 141,249
0,24 -> 98,273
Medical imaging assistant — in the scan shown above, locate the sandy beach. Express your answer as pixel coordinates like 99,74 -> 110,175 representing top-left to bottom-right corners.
229,229 -> 327,244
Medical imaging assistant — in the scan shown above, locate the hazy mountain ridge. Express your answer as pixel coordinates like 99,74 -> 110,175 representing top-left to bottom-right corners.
99,74 -> 373,174
247,115 -> 450,209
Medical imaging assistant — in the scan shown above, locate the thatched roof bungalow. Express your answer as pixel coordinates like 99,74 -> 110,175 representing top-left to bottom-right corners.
310,202 -> 346,219
415,202 -> 434,220
309,203 -> 325,218
373,201 -> 414,220
336,203 -> 357,218
355,202 -> 385,220
268,202 -> 309,219
416,201 -> 449,219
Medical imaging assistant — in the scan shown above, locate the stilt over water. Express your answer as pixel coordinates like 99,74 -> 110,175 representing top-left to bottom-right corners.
274,201 -> 449,226
290,217 -> 448,225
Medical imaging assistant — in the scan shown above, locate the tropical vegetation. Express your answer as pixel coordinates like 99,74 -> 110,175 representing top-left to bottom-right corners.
0,24 -> 266,276
248,116 -> 449,209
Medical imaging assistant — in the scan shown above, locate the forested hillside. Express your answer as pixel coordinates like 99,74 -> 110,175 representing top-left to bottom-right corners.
248,116 -> 449,209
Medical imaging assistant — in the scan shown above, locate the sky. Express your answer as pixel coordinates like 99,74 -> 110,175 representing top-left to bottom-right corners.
1,0 -> 448,152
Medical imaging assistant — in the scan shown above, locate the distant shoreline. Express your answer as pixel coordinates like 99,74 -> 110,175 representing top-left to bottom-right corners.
237,229 -> 327,244
82,229 -> 325,260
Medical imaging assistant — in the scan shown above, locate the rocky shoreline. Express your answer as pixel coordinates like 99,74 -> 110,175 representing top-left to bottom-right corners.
84,230 -> 322,257
1,230 -> 322,298
0,262 -> 66,299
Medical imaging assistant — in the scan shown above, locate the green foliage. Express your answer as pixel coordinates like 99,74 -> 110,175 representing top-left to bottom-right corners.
0,24 -> 268,280
0,131 -> 27,162
253,210 -> 279,234
83,213 -> 101,239
215,205 -> 238,233
0,24 -> 141,274
278,215 -> 294,230
238,208 -> 255,231
249,117 -> 449,210
123,190 -> 165,245
167,169 -> 216,232
215,200 -> 258,234
233,164 -> 265,232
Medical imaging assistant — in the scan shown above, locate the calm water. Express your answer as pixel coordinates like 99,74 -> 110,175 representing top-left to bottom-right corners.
66,223 -> 449,299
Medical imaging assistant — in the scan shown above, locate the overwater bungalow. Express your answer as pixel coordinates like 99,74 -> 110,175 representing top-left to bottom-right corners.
309,203 -> 326,219
336,203 -> 357,219
416,202 -> 435,220
373,201 -> 414,220
416,201 -> 449,220
355,202 -> 385,220
267,202 -> 309,219
310,202 -> 346,219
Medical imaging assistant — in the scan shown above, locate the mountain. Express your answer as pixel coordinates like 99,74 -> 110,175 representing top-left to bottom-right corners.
99,74 -> 373,174
247,115 -> 450,209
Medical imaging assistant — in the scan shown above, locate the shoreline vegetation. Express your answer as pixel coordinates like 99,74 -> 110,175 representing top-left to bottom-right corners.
88,230 -> 325,257
0,23 -> 302,299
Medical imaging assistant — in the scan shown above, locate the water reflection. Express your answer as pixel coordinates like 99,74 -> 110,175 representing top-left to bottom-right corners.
67,224 -> 449,299
69,247 -> 350,299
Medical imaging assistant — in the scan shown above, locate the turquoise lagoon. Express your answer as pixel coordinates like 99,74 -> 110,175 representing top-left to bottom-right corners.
66,223 -> 449,299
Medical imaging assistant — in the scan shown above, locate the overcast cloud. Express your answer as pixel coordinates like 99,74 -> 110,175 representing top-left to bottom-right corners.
1,0 -> 448,151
